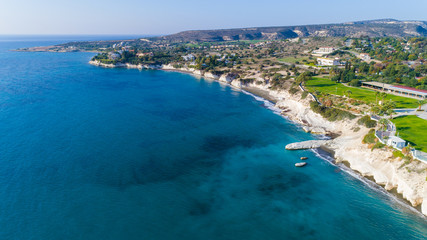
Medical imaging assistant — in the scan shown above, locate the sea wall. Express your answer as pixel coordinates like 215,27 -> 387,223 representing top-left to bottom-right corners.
89,61 -> 427,216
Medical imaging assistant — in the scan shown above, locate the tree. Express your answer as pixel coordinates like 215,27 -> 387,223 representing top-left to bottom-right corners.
375,91 -> 380,104
296,71 -> 312,85
386,108 -> 395,119
383,100 -> 396,119
345,90 -> 352,98
416,99 -> 427,111
378,118 -> 390,131
380,92 -> 388,104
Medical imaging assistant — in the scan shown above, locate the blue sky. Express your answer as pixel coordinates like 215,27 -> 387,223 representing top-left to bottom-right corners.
0,0 -> 426,35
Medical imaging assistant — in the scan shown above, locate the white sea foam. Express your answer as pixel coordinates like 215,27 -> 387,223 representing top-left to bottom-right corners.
241,90 -> 283,116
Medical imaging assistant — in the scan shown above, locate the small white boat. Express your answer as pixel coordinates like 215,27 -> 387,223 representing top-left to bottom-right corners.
295,162 -> 307,167
300,157 -> 308,160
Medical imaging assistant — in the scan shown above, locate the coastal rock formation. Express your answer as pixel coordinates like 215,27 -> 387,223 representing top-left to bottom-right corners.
219,74 -> 235,83
204,72 -> 220,80
285,140 -> 330,150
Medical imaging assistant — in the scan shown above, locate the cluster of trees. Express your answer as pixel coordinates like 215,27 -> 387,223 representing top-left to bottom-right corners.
353,37 -> 427,61
193,55 -> 237,71
330,62 -> 358,83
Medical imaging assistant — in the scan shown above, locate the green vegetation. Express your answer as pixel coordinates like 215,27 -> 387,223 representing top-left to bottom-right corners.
363,129 -> 377,144
372,142 -> 386,151
357,115 -> 377,128
301,91 -> 308,99
392,115 -> 427,152
278,56 -> 312,64
305,77 -> 418,108
309,101 -> 356,121
392,150 -> 405,159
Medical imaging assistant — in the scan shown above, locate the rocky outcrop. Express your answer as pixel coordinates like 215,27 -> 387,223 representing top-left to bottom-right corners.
219,74 -> 235,83
204,72 -> 220,80
285,140 -> 331,150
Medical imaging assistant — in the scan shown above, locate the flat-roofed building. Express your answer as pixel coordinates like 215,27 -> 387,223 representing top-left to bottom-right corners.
317,57 -> 341,66
361,81 -> 427,100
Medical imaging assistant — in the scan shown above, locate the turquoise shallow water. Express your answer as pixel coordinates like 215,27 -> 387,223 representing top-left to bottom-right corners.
0,37 -> 426,240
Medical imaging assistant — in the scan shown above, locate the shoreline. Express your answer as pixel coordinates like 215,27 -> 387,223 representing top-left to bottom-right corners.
89,60 -> 427,217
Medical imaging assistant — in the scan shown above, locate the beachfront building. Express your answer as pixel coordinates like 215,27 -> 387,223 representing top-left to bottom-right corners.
387,136 -> 406,149
361,81 -> 427,100
317,57 -> 341,66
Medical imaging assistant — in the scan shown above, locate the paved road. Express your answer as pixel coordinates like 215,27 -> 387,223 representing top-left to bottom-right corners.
416,104 -> 427,120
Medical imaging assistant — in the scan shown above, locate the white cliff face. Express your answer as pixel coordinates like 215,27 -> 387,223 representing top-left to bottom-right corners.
242,81 -> 427,215
219,74 -> 233,83
204,72 -> 220,80
330,126 -> 427,210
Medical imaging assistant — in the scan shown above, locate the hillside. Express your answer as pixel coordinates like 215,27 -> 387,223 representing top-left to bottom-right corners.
153,19 -> 427,42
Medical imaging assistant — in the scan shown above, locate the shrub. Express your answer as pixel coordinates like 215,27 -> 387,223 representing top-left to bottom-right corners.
348,79 -> 361,87
392,150 -> 405,159
372,142 -> 385,151
301,91 -> 308,99
309,101 -> 356,121
402,147 -> 410,155
357,115 -> 377,128
240,78 -> 255,85
363,129 -> 377,144
289,87 -> 299,95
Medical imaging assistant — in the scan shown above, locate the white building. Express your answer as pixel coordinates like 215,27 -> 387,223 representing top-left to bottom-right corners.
317,57 -> 341,66
359,53 -> 371,61
182,54 -> 195,61
313,47 -> 336,55
108,52 -> 121,60
387,136 -> 406,149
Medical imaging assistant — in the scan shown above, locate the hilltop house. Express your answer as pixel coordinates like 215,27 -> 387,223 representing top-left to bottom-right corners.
317,57 -> 341,66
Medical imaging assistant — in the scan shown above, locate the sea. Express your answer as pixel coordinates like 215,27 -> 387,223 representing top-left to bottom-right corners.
0,36 -> 426,240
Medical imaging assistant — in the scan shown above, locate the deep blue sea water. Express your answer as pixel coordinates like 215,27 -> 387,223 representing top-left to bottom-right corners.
0,36 -> 426,240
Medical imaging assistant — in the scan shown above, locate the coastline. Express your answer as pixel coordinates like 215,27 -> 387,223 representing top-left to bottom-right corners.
89,60 -> 427,217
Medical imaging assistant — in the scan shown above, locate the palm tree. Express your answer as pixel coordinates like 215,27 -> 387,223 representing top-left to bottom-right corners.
378,118 -> 390,131
416,99 -> 427,111
380,92 -> 388,103
386,108 -> 395,119
375,91 -> 380,104
383,100 -> 396,119
371,103 -> 381,115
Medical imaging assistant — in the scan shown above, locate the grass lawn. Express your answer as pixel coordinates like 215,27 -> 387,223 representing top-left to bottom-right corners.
305,77 -> 419,108
278,56 -> 312,64
392,115 -> 427,152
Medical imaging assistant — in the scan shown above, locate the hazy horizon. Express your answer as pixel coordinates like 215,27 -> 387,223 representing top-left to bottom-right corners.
1,0 -> 426,35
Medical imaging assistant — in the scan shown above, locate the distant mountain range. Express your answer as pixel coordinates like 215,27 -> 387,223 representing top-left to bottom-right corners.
152,19 -> 427,42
